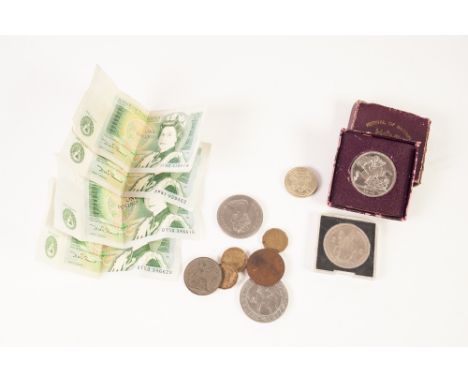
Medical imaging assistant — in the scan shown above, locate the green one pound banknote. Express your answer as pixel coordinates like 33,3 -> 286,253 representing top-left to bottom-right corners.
41,181 -> 180,277
73,67 -> 203,172
59,133 -> 210,209
53,177 -> 196,249
39,227 -> 180,277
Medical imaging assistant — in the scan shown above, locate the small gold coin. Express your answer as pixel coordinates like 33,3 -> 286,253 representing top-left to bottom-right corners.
284,167 -> 318,197
219,263 -> 238,289
262,228 -> 289,252
221,247 -> 248,272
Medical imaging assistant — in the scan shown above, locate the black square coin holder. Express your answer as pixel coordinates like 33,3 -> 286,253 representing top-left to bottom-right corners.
316,215 -> 376,277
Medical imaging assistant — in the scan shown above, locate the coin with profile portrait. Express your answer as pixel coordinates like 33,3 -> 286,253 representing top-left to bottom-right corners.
262,228 -> 288,252
350,151 -> 397,197
217,195 -> 263,239
323,223 -> 371,269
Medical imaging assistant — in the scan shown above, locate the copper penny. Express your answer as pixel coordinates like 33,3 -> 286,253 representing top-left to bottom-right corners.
246,248 -> 285,286
219,263 -> 238,289
221,247 -> 248,272
262,228 -> 288,252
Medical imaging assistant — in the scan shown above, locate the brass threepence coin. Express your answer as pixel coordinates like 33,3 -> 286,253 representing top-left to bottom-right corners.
240,279 -> 288,323
221,247 -> 248,272
217,195 -> 263,238
284,167 -> 318,197
246,248 -> 285,287
350,151 -> 397,197
262,228 -> 288,252
183,257 -> 222,296
323,223 -> 371,269
219,263 -> 238,289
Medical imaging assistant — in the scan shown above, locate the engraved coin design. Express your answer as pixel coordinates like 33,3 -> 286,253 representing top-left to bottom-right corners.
350,151 -> 396,197
262,228 -> 288,252
45,235 -> 58,258
219,263 -> 238,289
246,248 -> 285,287
240,279 -> 288,323
183,257 -> 222,296
221,247 -> 248,272
284,167 -> 318,197
217,195 -> 263,238
70,142 -> 85,163
323,223 -> 371,269
62,208 -> 77,230
80,115 -> 94,137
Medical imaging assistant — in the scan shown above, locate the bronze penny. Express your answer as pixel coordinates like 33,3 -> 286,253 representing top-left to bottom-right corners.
219,263 -> 238,289
262,228 -> 288,252
221,247 -> 248,272
246,248 -> 285,287
323,223 -> 371,269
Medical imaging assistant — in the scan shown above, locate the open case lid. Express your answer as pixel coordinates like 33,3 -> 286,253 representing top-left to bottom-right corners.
348,100 -> 430,186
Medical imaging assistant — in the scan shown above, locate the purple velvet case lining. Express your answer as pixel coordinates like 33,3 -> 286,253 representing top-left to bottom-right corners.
328,130 -> 419,220
348,100 -> 430,186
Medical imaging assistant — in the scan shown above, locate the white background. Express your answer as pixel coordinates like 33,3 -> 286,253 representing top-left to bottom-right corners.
0,36 -> 467,346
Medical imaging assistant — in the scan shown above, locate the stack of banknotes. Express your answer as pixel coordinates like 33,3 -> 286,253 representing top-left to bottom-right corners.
39,67 -> 209,278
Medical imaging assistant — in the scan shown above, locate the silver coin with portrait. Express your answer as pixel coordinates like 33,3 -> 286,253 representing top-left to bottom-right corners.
217,195 -> 263,239
350,151 -> 397,197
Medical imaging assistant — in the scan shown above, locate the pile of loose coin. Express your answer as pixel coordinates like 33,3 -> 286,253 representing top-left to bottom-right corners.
183,247 -> 248,296
240,228 -> 289,323
183,194 -> 291,323
183,228 -> 289,323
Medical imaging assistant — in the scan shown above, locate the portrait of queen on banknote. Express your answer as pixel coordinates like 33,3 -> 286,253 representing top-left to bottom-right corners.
73,67 -> 203,173
135,113 -> 189,168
